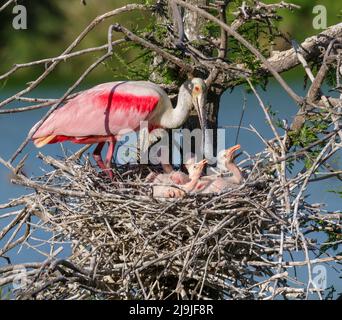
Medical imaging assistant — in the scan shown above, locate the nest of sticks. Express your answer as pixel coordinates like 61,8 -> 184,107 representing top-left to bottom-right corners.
2,144 -> 338,300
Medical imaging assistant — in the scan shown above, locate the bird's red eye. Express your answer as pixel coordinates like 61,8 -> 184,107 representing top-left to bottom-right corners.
194,86 -> 200,92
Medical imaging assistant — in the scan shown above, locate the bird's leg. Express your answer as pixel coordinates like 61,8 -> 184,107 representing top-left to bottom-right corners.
104,137 -> 117,179
93,142 -> 106,171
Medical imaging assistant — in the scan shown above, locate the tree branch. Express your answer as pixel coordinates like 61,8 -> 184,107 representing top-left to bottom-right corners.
173,0 -> 303,105
267,23 -> 342,74
111,24 -> 194,74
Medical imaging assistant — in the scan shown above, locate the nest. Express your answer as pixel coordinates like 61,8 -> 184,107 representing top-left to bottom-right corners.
2,147 -> 338,300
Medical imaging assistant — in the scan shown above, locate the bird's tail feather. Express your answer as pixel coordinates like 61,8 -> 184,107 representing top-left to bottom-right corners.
33,135 -> 56,148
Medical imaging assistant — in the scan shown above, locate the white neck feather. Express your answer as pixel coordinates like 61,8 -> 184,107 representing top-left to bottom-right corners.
158,84 -> 192,129
225,161 -> 243,184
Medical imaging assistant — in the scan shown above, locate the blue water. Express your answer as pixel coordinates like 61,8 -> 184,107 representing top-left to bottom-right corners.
0,80 -> 341,298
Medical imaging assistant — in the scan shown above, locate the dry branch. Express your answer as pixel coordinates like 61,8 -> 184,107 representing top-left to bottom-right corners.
0,130 -> 340,300
267,23 -> 342,73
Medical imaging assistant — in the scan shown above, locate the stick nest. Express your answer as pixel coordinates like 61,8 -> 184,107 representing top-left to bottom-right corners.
1,150 -> 340,300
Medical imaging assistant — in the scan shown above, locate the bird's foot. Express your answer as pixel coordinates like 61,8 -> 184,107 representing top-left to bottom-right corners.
105,168 -> 114,180
105,163 -> 116,181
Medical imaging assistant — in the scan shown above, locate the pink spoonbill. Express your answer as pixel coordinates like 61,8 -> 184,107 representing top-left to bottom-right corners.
154,159 -> 208,198
30,79 -> 207,179
145,152 -> 197,185
196,144 -> 243,193
145,161 -> 191,185
166,159 -> 208,198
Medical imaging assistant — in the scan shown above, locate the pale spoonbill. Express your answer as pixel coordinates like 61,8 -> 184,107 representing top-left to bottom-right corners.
164,159 -> 208,198
196,144 -> 243,193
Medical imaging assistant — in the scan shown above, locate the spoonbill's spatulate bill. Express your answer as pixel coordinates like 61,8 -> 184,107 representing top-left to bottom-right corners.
30,78 -> 207,178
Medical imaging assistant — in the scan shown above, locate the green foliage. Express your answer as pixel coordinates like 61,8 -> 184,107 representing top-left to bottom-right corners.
325,67 -> 338,89
295,125 -> 319,146
106,45 -> 153,81
227,16 -> 277,89
0,0 -> 151,86
0,0 -> 340,85
158,65 -> 180,84
288,116 -> 330,169
290,118 -> 329,146
202,21 -> 221,38
103,19 -> 183,84
141,19 -> 168,43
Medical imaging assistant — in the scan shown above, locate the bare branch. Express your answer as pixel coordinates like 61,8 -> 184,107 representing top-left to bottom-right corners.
267,23 -> 342,74
173,0 -> 303,104
111,24 -> 194,73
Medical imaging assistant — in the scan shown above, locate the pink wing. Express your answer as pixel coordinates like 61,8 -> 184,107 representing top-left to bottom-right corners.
31,82 -> 160,139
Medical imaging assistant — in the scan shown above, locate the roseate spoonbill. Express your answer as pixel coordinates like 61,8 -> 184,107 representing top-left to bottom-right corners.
164,159 -> 208,198
30,79 -> 207,178
196,145 -> 243,193
146,161 -> 191,185
145,152 -> 197,185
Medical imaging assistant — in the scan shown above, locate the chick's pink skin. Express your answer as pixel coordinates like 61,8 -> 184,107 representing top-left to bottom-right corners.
195,145 -> 242,193
169,171 -> 191,184
223,144 -> 242,185
165,159 -> 207,198
150,157 -> 197,198
146,162 -> 190,185
150,144 -> 243,198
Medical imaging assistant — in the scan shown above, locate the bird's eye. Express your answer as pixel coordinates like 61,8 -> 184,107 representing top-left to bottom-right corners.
193,86 -> 200,93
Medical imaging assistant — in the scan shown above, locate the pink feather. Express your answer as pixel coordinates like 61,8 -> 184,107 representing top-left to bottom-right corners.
31,82 -> 160,144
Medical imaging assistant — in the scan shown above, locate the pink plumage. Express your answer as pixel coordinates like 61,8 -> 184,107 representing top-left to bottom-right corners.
30,78 -> 208,180
31,82 -> 160,144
